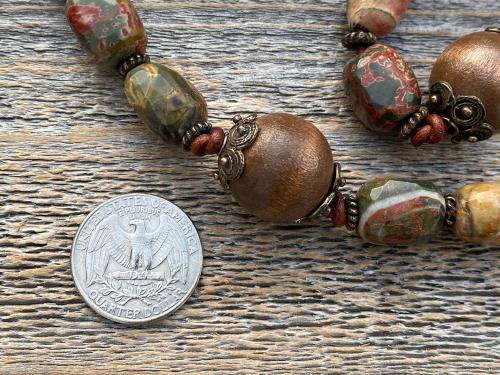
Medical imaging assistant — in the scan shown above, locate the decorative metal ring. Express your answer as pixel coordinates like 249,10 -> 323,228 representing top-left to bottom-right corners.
429,81 -> 455,112
228,114 -> 259,148
218,148 -> 245,183
451,96 -> 485,128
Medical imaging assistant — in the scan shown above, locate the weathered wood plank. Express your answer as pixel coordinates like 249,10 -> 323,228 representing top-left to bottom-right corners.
0,0 -> 499,373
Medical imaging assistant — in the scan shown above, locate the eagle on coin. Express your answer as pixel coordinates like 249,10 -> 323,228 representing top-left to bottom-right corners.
85,214 -> 189,287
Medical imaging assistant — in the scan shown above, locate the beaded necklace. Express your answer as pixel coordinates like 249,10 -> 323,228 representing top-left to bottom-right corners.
65,0 -> 500,246
341,0 -> 499,146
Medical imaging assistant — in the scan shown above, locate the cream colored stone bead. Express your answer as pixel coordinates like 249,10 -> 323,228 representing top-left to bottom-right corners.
454,182 -> 500,245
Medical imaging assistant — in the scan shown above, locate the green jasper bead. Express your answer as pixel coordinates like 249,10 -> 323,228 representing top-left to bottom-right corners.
357,178 -> 446,245
124,63 -> 208,143
65,0 -> 147,71
344,44 -> 421,136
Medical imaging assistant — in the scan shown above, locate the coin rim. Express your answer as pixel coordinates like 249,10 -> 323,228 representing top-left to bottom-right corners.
71,193 -> 203,324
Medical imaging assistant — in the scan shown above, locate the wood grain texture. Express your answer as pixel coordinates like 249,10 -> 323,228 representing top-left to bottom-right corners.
0,0 -> 499,373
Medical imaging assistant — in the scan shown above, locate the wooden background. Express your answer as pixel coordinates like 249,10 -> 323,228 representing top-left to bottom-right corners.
0,0 -> 499,373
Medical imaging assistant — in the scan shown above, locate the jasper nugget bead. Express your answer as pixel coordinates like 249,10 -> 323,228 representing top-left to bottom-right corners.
344,44 -> 421,136
124,63 -> 208,143
357,178 -> 446,245
454,182 -> 500,245
228,114 -> 334,223
65,0 -> 147,72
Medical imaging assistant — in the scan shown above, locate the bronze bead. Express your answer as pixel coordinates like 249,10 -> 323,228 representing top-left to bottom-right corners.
229,113 -> 334,223
430,31 -> 500,131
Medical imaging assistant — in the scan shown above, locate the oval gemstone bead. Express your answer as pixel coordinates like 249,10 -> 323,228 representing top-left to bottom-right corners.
344,44 -> 421,136
65,0 -> 147,71
124,63 -> 208,143
347,0 -> 412,37
357,178 -> 446,245
454,182 -> 500,245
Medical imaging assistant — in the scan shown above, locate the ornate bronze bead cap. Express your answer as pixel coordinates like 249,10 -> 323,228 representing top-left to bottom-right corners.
296,162 -> 346,223
214,114 -> 259,190
428,29 -> 500,143
426,81 -> 494,143
215,113 -> 334,223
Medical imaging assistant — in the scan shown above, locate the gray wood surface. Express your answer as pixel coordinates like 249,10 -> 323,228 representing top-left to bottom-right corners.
0,0 -> 499,373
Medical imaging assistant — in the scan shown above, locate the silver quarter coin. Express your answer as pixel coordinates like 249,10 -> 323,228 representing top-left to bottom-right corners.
71,194 -> 203,324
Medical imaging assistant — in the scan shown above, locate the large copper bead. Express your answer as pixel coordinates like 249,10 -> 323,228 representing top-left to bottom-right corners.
229,113 -> 334,223
430,30 -> 500,131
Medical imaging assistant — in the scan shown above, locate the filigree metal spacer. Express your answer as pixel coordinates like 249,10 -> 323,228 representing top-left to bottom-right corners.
215,114 -> 259,189
427,81 -> 493,143
400,106 -> 429,139
119,54 -> 151,77
182,121 -> 213,150
295,162 -> 346,223
342,29 -> 377,50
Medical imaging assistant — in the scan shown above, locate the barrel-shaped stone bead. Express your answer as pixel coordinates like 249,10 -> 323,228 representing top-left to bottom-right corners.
357,178 -> 446,245
454,182 -> 500,245
65,0 -> 147,71
124,63 -> 208,143
344,44 -> 421,136
347,0 -> 412,37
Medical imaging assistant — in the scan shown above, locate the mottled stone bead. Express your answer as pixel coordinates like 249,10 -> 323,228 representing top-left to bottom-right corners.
66,0 -> 147,72
357,178 -> 446,245
430,30 -> 500,131
229,114 -> 334,223
347,0 -> 412,37
344,44 -> 421,136
454,182 -> 500,245
124,63 -> 208,143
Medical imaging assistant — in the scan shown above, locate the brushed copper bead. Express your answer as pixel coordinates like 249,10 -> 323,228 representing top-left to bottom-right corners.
430,31 -> 500,131
228,113 -> 334,223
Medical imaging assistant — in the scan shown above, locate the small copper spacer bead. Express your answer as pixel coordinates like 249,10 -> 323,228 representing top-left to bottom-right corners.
410,113 -> 447,147
190,134 -> 210,156
190,127 -> 226,156
205,127 -> 225,155
411,124 -> 432,147
119,54 -> 151,77
329,192 -> 347,228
